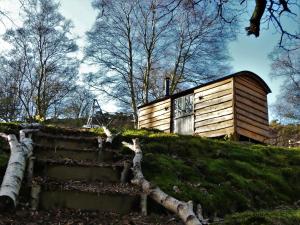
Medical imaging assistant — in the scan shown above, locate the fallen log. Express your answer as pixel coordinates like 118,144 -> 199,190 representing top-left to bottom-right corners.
122,138 -> 205,225
0,127 -> 39,208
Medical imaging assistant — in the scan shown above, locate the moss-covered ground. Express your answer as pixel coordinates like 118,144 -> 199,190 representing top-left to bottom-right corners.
0,124 -> 299,224
221,209 -> 300,225
112,129 -> 300,221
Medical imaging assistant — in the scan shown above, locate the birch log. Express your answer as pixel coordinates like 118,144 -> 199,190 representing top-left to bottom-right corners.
102,126 -> 114,143
122,139 -> 203,225
0,128 -> 38,208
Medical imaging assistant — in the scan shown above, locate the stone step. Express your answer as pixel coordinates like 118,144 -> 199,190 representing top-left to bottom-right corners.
36,160 -> 123,183
33,132 -> 99,150
37,180 -> 141,214
34,145 -> 119,162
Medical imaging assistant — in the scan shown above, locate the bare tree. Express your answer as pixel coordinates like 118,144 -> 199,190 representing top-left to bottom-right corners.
1,0 -> 79,120
0,67 -> 20,121
134,0 -> 174,103
85,0 -> 139,125
270,43 -> 300,122
62,86 -> 96,119
85,0 -> 235,127
165,2 -> 235,94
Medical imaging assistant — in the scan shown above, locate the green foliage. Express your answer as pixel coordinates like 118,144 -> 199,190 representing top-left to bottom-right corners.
221,209 -> 300,225
115,129 -> 300,217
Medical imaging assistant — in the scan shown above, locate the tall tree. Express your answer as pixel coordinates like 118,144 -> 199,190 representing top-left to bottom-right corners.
1,0 -> 79,120
134,0 -> 173,103
165,2 -> 234,94
270,43 -> 300,122
85,0 -> 236,126
85,0 -> 139,124
0,64 -> 21,121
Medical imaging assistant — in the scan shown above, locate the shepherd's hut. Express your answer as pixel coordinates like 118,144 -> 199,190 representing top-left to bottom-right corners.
138,71 -> 271,143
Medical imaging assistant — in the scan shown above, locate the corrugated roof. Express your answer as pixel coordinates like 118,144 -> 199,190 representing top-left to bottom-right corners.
138,70 -> 271,109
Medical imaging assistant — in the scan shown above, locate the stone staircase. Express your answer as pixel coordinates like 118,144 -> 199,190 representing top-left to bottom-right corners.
31,131 -> 141,214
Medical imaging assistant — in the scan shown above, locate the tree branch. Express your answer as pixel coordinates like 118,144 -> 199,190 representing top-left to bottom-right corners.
246,0 -> 267,37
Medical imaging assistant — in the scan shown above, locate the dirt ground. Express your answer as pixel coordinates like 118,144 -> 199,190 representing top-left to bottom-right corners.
0,208 -> 184,225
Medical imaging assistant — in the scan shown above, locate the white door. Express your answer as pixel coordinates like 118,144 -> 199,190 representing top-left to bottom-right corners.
173,94 -> 194,135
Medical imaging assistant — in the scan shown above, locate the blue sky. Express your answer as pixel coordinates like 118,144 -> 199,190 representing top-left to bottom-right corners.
1,0 -> 295,118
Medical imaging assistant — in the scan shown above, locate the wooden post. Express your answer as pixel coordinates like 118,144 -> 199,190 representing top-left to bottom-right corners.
27,156 -> 35,186
30,184 -> 41,210
120,161 -> 131,183
97,137 -> 104,161
140,193 -> 148,216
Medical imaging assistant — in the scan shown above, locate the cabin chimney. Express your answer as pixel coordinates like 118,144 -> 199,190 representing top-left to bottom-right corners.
165,77 -> 170,96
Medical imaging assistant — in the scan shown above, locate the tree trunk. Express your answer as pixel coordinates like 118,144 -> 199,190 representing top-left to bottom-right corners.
122,139 -> 204,225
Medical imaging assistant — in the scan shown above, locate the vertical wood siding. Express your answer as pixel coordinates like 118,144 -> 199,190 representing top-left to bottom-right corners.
194,78 -> 234,137
234,75 -> 270,142
138,99 -> 171,132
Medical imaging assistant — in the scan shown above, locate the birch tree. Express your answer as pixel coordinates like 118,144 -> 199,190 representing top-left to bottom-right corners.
270,43 -> 300,122
165,2 -> 235,94
85,0 -> 139,124
85,0 -> 235,127
1,0 -> 79,120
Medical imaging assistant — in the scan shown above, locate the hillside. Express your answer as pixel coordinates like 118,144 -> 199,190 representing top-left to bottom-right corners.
0,123 -> 299,224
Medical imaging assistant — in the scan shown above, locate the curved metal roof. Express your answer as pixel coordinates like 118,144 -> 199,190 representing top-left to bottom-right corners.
232,70 -> 271,94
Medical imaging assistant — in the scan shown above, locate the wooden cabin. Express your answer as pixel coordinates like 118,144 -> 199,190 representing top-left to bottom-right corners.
138,71 -> 272,143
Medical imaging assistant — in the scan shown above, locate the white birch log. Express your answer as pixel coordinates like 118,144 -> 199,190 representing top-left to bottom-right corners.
102,126 -> 114,143
0,128 -> 38,207
102,126 -> 121,144
122,139 -> 204,225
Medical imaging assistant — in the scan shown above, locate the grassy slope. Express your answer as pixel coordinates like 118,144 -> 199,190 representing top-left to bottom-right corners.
0,124 -> 299,224
114,129 -> 300,221
221,209 -> 300,225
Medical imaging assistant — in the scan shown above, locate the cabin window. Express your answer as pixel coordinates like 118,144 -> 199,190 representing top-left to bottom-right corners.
174,94 -> 194,118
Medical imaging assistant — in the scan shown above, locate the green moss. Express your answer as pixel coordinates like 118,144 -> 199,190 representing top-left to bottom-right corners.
221,209 -> 300,225
0,122 -> 21,135
117,129 -> 300,217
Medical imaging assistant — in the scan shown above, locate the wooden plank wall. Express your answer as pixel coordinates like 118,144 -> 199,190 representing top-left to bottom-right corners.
194,78 -> 234,137
234,75 -> 270,142
138,99 -> 171,132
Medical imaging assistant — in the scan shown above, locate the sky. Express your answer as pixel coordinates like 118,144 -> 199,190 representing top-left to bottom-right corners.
0,0 -> 295,118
